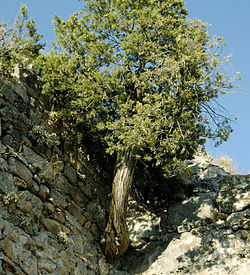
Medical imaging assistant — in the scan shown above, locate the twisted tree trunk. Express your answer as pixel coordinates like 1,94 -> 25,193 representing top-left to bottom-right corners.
103,150 -> 137,263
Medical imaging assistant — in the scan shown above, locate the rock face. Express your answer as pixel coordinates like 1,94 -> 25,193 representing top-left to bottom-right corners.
0,72 -> 112,274
116,159 -> 250,275
0,70 -> 249,274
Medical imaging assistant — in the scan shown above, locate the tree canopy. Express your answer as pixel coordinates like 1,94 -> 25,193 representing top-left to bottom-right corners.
39,0 -> 236,175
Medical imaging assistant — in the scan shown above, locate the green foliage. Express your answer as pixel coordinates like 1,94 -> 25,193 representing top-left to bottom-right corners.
38,0 -> 237,175
0,4 -> 44,77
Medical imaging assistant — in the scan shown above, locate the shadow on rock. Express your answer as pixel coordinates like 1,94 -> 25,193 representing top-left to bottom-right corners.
114,162 -> 250,275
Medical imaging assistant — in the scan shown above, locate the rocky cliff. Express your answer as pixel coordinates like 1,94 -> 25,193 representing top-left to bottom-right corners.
117,158 -> 249,274
0,70 -> 249,274
0,69 -> 112,274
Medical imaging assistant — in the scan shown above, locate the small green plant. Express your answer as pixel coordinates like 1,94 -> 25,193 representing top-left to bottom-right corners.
58,231 -> 73,245
3,191 -> 18,205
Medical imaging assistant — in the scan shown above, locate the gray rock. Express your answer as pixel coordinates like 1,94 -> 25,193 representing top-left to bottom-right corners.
0,83 -> 17,103
38,185 -> 50,201
10,78 -> 29,103
40,217 -> 62,233
0,239 -> 37,274
165,194 -> 218,232
217,177 -> 250,214
49,188 -> 68,209
0,75 -> 113,275
2,219 -> 32,247
16,190 -> 43,221
13,159 -> 34,187
85,201 -> 106,231
32,231 -> 50,250
60,248 -> 77,273
0,140 -> 6,152
14,177 -> 29,189
226,209 -> 250,231
0,171 -> 16,194
0,157 -> 8,172
22,145 -> 46,169
117,170 -> 250,275
0,105 -> 13,121
36,250 -> 57,273
64,164 -> 78,184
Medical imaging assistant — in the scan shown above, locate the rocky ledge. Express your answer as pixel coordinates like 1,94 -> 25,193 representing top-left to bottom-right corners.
115,158 -> 249,275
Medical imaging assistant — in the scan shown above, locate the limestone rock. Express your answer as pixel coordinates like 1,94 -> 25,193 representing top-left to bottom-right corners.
13,159 -> 34,187
0,75 -> 110,275
0,171 -> 16,194
16,190 -> 43,221
217,176 -> 250,214
38,184 -> 50,201
116,165 -> 250,275
40,217 -> 62,233
49,188 -> 68,209
64,164 -> 78,184
166,194 -> 218,231
22,145 -> 46,169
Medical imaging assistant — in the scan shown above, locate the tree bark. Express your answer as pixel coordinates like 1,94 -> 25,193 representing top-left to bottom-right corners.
103,149 -> 137,263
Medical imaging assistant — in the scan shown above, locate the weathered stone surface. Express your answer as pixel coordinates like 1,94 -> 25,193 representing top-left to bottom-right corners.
60,248 -> 77,272
49,188 -> 68,209
13,159 -> 34,186
0,157 -> 8,172
53,210 -> 66,224
0,171 -> 16,194
64,164 -> 78,184
68,184 -> 83,205
40,217 -> 62,233
127,198 -> 161,249
22,145 -> 46,169
226,209 -> 250,231
0,82 -> 17,103
10,78 -> 29,103
0,239 -> 38,274
16,190 -> 43,221
32,231 -> 50,249
0,74 -> 110,274
0,105 -> 13,121
54,174 -> 69,194
37,160 -> 63,182
116,164 -> 250,275
36,250 -> 57,273
43,202 -> 55,214
38,184 -> 50,201
85,201 -> 107,231
165,194 -> 218,233
217,177 -> 250,213
2,220 -> 32,247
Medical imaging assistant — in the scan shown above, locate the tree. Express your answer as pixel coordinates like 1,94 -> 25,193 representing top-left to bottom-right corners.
0,4 -> 44,78
38,0 -> 237,262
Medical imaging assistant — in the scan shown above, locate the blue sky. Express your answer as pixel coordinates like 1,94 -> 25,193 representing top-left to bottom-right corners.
1,1 -> 249,173
186,0 -> 250,174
